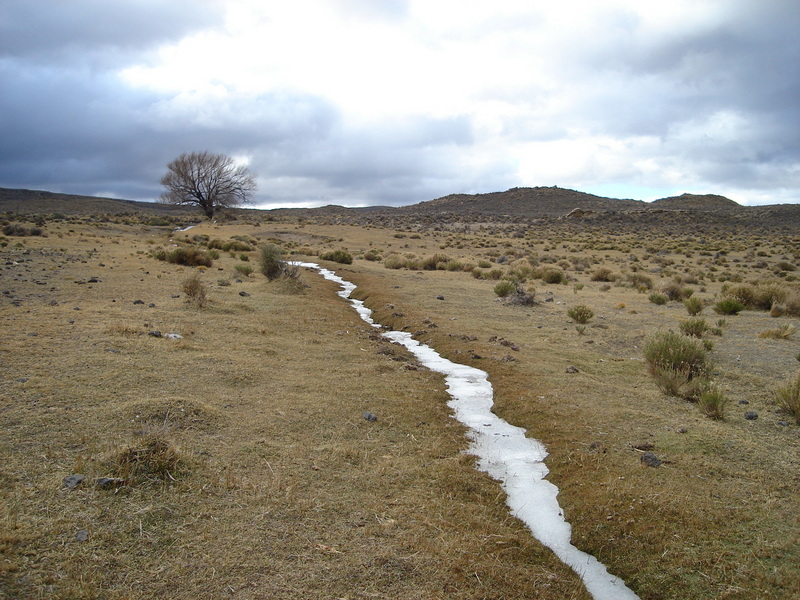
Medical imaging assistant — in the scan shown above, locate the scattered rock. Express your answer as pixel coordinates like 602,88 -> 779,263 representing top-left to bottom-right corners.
63,474 -> 85,490
744,411 -> 758,420
363,411 -> 378,422
640,452 -> 662,467
632,442 -> 655,452
96,477 -> 126,489
239,291 -> 250,297
75,530 -> 89,542
565,365 -> 579,373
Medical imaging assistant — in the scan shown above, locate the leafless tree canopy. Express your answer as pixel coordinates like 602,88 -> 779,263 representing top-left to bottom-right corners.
160,151 -> 257,219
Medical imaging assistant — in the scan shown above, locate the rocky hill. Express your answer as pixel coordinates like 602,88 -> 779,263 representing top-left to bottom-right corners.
2,185 -> 798,232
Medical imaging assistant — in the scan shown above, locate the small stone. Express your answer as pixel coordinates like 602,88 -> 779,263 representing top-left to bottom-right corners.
640,452 -> 662,467
164,333 -> 183,340
148,331 -> 162,337
744,411 -> 758,420
239,291 -> 250,297
63,474 -> 85,490
632,442 -> 655,452
75,530 -> 89,542
436,295 -> 445,300
133,300 -> 145,305
778,421 -> 789,427
676,426 -> 688,434
96,477 -> 126,489
565,365 -> 579,373
738,399 -> 749,405
363,411 -> 378,422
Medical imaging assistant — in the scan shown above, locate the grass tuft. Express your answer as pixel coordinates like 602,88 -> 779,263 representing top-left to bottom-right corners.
775,372 -> 800,424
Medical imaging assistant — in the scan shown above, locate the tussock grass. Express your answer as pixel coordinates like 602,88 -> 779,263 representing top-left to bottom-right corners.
758,324 -> 796,339
775,372 -> 800,424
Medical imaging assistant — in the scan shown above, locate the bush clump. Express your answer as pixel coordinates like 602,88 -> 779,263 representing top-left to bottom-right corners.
319,249 -> 353,265
698,386 -> 729,420
541,268 -> 565,284
567,305 -> 595,324
259,244 -> 286,280
156,246 -> 214,267
494,280 -> 517,298
644,331 -> 711,401
181,273 -> 208,307
3,223 -> 43,237
679,317 -> 709,338
684,296 -> 705,316
713,298 -> 745,316
648,293 -> 668,305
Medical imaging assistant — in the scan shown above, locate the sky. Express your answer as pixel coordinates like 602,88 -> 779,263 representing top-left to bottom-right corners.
1,0 -> 799,209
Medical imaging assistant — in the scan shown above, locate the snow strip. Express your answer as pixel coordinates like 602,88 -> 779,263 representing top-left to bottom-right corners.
297,263 -> 639,600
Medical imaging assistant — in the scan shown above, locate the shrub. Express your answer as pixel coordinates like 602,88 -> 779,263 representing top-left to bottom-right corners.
542,268 -> 565,284
775,372 -> 800,424
363,250 -> 381,262
644,331 -> 711,400
698,387 -> 729,420
235,264 -> 254,277
684,296 -> 704,316
680,317 -> 709,338
590,267 -> 615,282
161,246 -> 213,267
383,254 -> 407,269
319,249 -> 353,264
419,253 -> 450,270
567,305 -> 594,324
494,280 -> 517,298
649,293 -> 668,305
662,280 -> 693,301
208,238 -> 253,252
2,223 -> 43,236
259,244 -> 285,280
626,272 -> 653,290
181,273 -> 208,307
713,298 -> 745,315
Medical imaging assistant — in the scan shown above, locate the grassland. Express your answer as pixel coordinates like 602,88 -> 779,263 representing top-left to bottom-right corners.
1,203 -> 799,600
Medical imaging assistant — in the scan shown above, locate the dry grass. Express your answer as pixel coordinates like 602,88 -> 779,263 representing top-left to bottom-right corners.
1,213 -> 799,599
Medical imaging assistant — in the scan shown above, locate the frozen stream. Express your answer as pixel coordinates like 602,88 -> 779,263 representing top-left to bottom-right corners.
298,263 -> 639,600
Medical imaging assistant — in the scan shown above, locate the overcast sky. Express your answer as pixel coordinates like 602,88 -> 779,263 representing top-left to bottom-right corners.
1,0 -> 798,208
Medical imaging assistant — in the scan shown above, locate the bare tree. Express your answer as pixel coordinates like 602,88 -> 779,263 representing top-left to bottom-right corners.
160,151 -> 257,219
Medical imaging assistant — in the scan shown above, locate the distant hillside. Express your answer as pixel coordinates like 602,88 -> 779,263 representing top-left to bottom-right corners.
402,186 -> 644,217
0,188 -> 193,216
651,193 -> 741,211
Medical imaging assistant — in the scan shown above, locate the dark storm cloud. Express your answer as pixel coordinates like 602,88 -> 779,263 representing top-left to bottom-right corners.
0,0 -> 224,65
